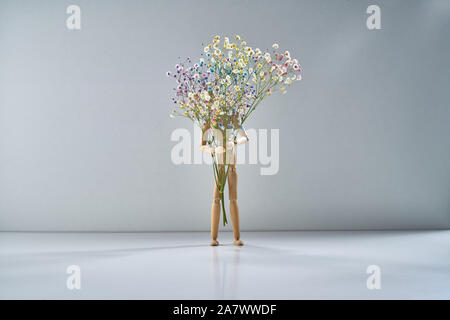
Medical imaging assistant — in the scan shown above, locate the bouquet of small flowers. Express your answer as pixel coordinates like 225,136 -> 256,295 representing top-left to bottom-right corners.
167,35 -> 302,225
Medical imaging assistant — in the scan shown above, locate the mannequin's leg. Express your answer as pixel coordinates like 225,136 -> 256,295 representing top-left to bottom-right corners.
229,165 -> 243,246
210,166 -> 223,246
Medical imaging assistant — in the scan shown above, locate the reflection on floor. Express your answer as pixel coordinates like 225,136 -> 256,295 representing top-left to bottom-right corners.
0,231 -> 449,299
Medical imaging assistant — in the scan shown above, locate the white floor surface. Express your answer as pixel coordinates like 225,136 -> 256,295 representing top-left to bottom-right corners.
0,231 -> 449,299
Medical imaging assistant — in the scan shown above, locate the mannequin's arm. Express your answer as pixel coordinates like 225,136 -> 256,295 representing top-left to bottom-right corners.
200,123 -> 215,154
235,127 -> 249,145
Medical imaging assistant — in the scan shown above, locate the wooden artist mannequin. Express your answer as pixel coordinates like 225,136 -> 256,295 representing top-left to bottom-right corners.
200,123 -> 248,246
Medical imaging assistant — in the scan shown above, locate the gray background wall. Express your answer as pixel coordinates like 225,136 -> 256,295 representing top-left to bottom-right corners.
0,0 -> 449,231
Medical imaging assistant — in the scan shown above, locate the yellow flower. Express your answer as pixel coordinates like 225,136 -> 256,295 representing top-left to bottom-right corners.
235,35 -> 241,41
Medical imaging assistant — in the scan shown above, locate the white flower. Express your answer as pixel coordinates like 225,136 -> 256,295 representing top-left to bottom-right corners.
272,43 -> 279,49
204,46 -> 210,53
200,90 -> 210,101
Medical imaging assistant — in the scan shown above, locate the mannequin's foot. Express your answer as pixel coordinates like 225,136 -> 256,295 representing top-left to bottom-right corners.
233,239 -> 244,246
210,240 -> 219,246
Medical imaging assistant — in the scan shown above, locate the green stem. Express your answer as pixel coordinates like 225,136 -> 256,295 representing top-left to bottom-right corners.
212,154 -> 229,226
221,191 -> 227,226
